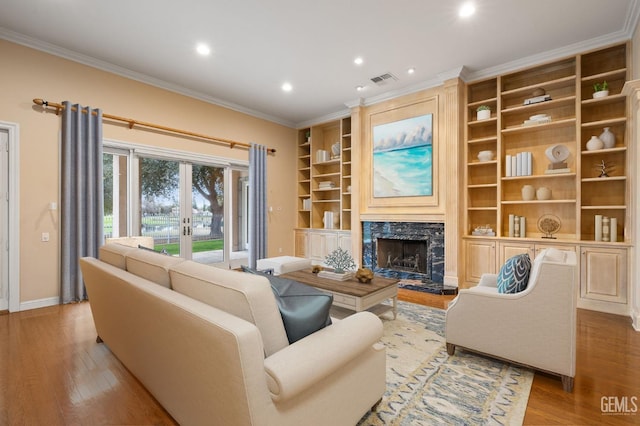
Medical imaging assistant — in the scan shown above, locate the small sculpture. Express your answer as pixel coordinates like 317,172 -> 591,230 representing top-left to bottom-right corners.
324,247 -> 356,274
596,160 -> 613,178
537,214 -> 561,239
311,265 -> 323,274
355,268 -> 374,283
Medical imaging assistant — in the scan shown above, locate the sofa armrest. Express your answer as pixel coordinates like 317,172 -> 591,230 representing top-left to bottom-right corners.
263,311 -> 384,403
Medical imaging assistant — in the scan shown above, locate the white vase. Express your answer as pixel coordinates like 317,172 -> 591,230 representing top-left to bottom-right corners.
521,185 -> 535,201
536,186 -> 551,200
599,127 -> 615,149
586,136 -> 604,151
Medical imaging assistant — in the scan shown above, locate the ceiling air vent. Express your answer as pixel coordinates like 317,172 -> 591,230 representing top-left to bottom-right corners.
370,72 -> 398,86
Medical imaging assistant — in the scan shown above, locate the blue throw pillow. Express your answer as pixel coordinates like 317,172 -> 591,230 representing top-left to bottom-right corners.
497,253 -> 531,294
242,265 -> 333,343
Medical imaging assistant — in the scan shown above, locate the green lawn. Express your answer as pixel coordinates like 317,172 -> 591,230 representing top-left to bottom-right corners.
155,239 -> 223,255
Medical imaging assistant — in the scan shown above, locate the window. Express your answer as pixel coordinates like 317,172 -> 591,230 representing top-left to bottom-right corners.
103,140 -> 249,268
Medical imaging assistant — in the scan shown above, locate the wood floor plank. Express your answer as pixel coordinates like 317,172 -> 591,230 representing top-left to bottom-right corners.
0,292 -> 638,424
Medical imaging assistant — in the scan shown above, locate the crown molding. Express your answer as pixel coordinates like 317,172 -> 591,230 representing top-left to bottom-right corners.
466,30 -> 633,83
0,27 -> 297,128
344,97 -> 364,109
295,108 -> 351,129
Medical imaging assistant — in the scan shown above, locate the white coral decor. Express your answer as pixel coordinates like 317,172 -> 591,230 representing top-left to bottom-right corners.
324,247 -> 356,274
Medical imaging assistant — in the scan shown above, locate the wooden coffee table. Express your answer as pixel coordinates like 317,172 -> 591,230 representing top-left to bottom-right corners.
280,270 -> 399,319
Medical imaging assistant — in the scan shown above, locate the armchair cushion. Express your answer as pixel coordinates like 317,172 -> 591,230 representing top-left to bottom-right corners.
497,253 -> 531,294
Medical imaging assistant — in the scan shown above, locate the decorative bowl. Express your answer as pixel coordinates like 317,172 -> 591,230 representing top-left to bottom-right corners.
477,150 -> 493,162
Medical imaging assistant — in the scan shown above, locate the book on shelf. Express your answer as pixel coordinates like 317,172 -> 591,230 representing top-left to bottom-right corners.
544,168 -> 571,174
523,95 -> 551,105
505,152 -> 532,177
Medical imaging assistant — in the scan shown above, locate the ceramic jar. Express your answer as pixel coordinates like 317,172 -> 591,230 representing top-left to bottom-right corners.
522,185 -> 535,201
599,127 -> 615,149
586,136 -> 604,151
536,186 -> 551,200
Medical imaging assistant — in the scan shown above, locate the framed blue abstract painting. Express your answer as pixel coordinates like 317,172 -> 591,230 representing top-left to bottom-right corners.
372,114 -> 433,198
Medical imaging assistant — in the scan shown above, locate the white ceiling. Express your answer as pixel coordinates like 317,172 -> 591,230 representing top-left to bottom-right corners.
1,0 -> 638,128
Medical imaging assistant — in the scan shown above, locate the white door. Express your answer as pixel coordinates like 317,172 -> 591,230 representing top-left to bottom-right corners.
0,130 -> 8,310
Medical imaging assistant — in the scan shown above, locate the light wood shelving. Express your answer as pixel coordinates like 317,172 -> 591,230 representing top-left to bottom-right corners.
462,42 -> 631,315
295,117 -> 353,261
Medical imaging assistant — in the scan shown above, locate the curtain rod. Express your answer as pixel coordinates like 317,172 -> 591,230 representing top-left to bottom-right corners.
32,98 -> 276,154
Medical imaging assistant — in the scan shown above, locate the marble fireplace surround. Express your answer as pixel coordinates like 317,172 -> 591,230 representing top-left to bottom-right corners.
362,221 -> 444,284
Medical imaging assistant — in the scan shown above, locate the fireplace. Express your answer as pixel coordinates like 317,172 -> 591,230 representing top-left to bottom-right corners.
362,221 -> 444,284
377,238 -> 429,275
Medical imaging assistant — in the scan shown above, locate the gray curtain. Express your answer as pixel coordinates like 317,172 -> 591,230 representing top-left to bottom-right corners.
60,101 -> 104,303
248,143 -> 267,268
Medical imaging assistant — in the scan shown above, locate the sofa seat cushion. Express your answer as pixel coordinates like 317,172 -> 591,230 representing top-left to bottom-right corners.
497,253 -> 531,294
244,268 -> 332,343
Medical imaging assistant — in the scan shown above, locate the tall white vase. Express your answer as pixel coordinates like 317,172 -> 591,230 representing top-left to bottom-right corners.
599,127 -> 615,149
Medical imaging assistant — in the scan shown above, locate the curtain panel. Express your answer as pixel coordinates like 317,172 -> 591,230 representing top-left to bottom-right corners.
248,143 -> 267,269
60,101 -> 104,303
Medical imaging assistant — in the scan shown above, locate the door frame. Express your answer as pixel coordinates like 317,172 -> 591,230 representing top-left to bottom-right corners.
106,139 -> 247,268
0,121 -> 20,312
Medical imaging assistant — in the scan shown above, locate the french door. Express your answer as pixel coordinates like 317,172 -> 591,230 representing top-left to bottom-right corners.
104,142 -> 248,268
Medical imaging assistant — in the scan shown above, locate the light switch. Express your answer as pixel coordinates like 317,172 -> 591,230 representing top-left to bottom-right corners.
41,232 -> 50,242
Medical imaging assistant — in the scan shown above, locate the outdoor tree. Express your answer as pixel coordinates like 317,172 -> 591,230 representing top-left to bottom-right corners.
192,164 -> 224,238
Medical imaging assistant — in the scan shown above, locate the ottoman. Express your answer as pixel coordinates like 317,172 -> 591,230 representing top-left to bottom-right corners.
257,256 -> 312,275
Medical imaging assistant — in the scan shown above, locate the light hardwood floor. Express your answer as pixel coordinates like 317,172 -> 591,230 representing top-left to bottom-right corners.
1,291 -> 638,425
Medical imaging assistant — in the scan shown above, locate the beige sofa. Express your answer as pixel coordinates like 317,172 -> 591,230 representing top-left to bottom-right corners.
445,248 -> 578,392
80,244 -> 386,425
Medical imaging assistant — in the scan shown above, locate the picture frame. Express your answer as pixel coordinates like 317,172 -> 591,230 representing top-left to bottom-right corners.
363,96 -> 439,212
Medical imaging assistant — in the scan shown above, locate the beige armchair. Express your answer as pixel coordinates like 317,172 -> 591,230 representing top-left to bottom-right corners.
446,249 -> 578,392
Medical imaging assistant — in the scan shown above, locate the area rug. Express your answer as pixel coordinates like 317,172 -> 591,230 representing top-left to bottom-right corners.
356,301 -> 533,426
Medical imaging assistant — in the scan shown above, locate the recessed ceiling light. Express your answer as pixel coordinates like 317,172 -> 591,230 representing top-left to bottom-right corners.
354,57 -> 364,66
196,43 -> 211,56
282,82 -> 293,92
356,85 -> 365,91
407,68 -> 416,75
459,2 -> 476,18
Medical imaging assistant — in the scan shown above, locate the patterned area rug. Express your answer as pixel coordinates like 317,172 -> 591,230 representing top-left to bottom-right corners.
356,301 -> 533,426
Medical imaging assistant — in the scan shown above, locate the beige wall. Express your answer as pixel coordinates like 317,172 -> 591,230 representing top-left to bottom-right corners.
0,40 -> 297,305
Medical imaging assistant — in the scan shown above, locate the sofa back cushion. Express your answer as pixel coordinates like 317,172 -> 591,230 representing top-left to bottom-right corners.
125,249 -> 185,289
99,243 -> 135,269
170,261 -> 289,357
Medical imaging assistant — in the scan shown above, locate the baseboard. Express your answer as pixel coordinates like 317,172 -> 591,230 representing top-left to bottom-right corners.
19,296 -> 59,312
632,308 -> 640,331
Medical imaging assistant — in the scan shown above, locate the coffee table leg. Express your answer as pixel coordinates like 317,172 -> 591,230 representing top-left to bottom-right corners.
393,295 -> 397,319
